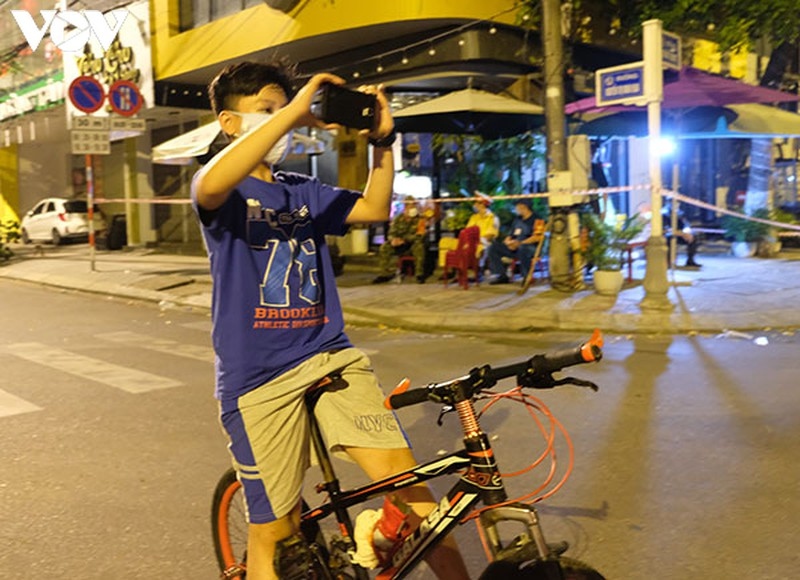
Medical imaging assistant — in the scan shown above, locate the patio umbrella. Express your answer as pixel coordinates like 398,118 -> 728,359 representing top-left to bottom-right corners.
566,66 -> 800,116
572,105 -> 738,138
723,103 -> 800,138
393,88 -> 545,139
152,122 -> 325,165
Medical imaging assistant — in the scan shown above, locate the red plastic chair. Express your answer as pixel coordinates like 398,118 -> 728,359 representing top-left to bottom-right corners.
442,226 -> 481,289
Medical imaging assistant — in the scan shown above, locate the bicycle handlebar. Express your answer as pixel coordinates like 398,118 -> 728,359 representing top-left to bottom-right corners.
386,385 -> 434,409
385,329 -> 604,410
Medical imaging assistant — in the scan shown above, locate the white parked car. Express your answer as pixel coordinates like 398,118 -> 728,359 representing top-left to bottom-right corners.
20,197 -> 106,245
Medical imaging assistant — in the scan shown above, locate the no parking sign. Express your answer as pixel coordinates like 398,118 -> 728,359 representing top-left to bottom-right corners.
68,76 -> 105,113
108,80 -> 143,117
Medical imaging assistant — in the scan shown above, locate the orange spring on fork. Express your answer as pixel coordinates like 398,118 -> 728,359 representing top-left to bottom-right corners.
455,399 -> 480,435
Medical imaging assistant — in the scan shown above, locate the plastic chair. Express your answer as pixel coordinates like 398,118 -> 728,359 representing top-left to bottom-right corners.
396,255 -> 416,281
442,226 -> 481,289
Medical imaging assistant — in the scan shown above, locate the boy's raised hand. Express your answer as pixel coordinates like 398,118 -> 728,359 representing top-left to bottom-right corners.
356,83 -> 394,141
288,74 -> 394,140
288,73 -> 346,130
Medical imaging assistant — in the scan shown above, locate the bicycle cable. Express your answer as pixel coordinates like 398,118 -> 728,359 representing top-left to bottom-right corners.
462,385 -> 575,523
464,384 -> 577,562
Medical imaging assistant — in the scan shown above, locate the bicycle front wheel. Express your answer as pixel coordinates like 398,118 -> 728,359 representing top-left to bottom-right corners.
211,468 -> 247,577
480,556 -> 606,580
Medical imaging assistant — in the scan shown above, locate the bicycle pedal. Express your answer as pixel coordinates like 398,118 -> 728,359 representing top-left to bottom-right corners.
274,534 -> 323,579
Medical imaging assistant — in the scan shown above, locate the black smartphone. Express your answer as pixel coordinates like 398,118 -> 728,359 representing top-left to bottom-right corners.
313,84 -> 376,130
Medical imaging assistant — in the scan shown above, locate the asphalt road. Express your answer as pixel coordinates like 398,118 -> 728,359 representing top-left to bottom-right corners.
1,278 -> 798,579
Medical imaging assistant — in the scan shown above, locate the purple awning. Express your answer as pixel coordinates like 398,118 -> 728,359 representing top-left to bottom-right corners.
566,66 -> 800,115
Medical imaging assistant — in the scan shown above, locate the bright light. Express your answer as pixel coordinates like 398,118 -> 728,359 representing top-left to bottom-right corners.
655,137 -> 677,157
393,172 -> 432,198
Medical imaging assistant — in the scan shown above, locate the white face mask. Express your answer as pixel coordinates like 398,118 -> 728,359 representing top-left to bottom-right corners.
232,112 -> 292,166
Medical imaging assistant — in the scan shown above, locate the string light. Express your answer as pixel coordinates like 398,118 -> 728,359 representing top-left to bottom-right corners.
313,6 -> 515,79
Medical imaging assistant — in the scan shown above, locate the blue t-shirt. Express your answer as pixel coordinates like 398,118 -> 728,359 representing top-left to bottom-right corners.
191,171 -> 360,402
510,214 -> 535,243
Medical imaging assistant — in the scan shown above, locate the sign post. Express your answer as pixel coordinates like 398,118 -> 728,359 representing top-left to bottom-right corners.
640,19 -> 671,309
594,21 -> 676,308
86,154 -> 96,272
69,106 -> 110,273
595,63 -> 646,107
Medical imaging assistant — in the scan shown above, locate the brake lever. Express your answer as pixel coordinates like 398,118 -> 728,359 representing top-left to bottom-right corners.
552,376 -> 599,391
437,404 -> 455,426
518,371 -> 599,392
517,371 -> 557,389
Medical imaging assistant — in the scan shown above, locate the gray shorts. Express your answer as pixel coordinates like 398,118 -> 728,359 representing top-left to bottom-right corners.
220,348 -> 410,524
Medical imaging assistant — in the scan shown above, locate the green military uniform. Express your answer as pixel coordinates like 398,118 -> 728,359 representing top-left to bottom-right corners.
376,214 -> 426,278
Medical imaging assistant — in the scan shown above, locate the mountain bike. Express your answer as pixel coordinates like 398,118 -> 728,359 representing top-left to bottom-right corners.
212,330 -> 606,579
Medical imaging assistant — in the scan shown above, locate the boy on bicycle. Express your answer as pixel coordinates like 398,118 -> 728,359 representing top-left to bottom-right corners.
191,61 -> 469,580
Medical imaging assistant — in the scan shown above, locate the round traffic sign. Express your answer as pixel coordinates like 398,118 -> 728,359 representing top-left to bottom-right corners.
68,76 -> 105,113
108,80 -> 143,117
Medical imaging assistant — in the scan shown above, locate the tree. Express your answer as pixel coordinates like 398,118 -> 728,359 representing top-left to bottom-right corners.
520,0 -> 799,240
517,0 -> 800,51
432,133 -> 546,230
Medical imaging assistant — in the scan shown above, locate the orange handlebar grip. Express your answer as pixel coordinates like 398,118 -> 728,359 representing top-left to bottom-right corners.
580,328 -> 604,362
384,378 -> 411,410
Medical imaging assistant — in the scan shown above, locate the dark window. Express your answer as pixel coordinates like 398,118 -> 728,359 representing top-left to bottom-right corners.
64,200 -> 88,213
45,202 -> 55,213
182,0 -> 258,30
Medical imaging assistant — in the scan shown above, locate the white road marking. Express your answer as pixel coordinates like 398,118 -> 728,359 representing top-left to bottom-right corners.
95,331 -> 214,362
5,342 -> 182,394
0,389 -> 42,418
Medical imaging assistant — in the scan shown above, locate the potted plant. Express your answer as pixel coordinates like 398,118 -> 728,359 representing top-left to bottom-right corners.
722,208 -> 770,258
441,202 -> 474,234
582,213 -> 644,295
758,208 -> 795,257
0,220 -> 20,262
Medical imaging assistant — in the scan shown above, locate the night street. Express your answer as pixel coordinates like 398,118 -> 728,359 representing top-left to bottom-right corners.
1,279 -> 798,578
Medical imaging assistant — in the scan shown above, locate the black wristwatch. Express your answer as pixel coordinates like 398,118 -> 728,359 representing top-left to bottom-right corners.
369,129 -> 397,148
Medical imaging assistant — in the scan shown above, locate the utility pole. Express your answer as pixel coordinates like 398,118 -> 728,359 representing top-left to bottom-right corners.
542,0 -> 581,291
542,0 -> 567,173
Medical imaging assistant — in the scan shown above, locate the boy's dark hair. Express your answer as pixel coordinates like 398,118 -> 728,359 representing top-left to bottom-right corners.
208,60 -> 297,115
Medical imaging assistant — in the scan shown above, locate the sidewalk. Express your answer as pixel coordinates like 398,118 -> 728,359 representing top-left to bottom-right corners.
2,242 -> 800,334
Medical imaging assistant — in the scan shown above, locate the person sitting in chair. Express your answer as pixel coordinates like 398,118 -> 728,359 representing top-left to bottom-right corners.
465,191 -> 499,264
486,199 -> 537,284
662,202 -> 701,269
373,195 -> 428,284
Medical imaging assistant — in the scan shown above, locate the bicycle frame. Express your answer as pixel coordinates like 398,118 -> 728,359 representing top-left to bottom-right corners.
215,334 -> 605,580
302,385 -> 557,580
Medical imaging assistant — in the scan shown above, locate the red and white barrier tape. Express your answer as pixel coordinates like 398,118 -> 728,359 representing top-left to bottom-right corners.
95,186 -> 800,236
666,190 -> 800,234
95,198 -> 192,205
